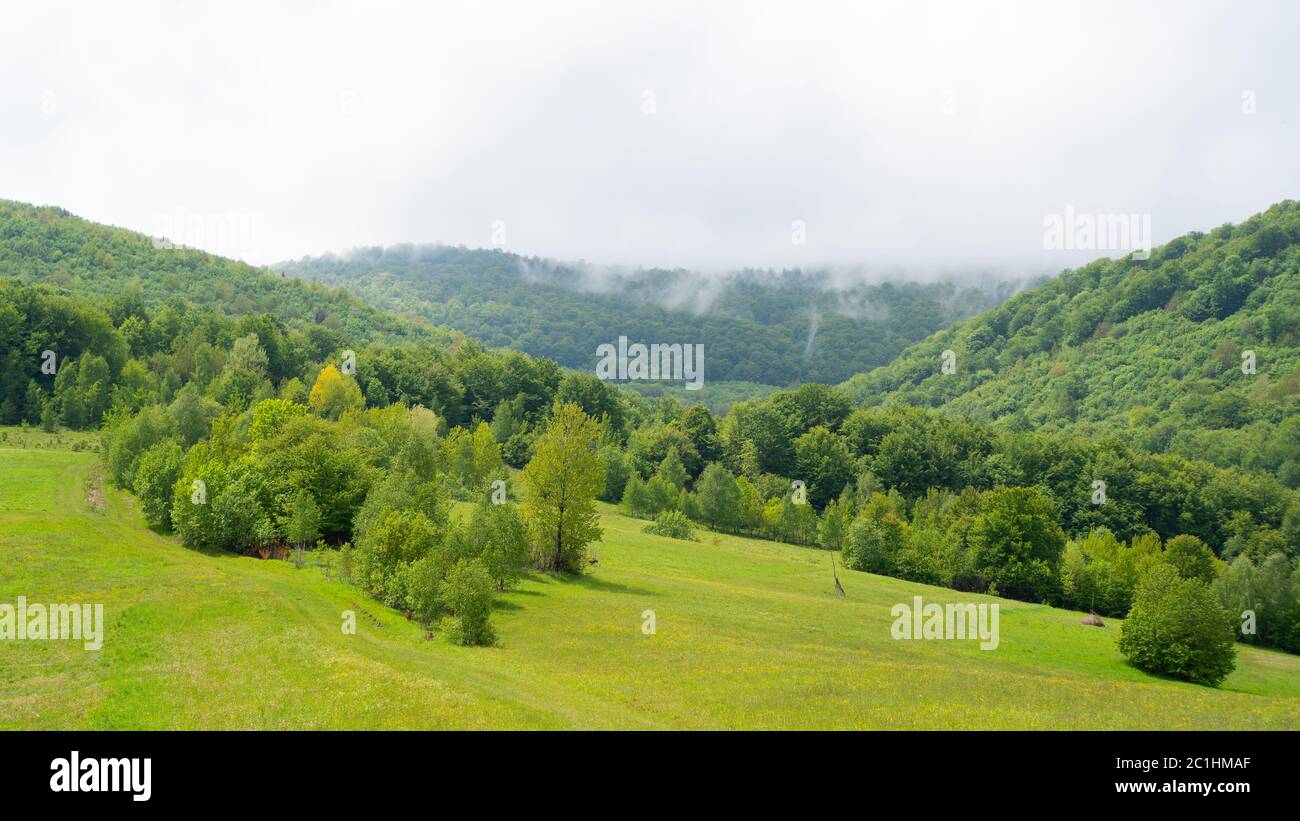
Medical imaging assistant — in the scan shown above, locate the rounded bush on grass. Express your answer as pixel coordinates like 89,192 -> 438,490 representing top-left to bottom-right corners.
1118,564 -> 1236,687
644,510 -> 698,541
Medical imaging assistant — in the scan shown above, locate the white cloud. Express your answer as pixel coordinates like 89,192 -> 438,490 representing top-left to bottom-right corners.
2,0 -> 1296,275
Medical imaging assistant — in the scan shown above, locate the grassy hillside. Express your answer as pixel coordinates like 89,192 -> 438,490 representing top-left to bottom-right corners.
841,201 -> 1300,487
275,246 -> 1016,387
4,431 -> 1297,730
0,200 -> 454,347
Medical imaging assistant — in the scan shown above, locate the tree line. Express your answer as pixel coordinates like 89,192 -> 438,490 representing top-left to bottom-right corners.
6,274 -> 1298,670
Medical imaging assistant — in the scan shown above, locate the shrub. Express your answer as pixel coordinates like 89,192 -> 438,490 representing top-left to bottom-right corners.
456,498 -> 531,591
1119,564 -> 1237,686
103,405 -> 174,490
133,440 -> 183,529
404,550 -> 452,624
644,510 -> 697,541
355,509 -> 440,608
438,558 -> 496,646
843,512 -> 908,574
337,542 -> 354,583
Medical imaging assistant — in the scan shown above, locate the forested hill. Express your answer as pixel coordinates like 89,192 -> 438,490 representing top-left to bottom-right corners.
0,200 -> 455,348
274,246 -> 1018,386
841,200 -> 1300,488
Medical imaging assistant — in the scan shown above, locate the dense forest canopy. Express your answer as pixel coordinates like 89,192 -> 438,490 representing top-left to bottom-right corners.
841,200 -> 1300,489
274,245 -> 1020,387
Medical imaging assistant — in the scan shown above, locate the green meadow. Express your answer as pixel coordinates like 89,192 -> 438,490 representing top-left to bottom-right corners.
2,431 -> 1298,730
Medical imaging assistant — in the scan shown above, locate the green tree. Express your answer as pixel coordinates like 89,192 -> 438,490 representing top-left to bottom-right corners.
490,395 -> 526,443
695,462 -> 740,532
598,444 -> 631,502
103,405 -> 174,490
217,334 -> 271,409
629,425 -> 701,479
735,475 -> 766,534
765,494 -> 819,545
40,398 -> 57,432
249,398 -> 307,444
645,474 -> 679,514
676,404 -> 721,464
968,487 -> 1066,602
843,512 -> 908,574
356,508 -> 440,608
1119,563 -> 1237,687
655,446 -> 689,491
470,421 -> 503,489
794,426 -> 854,508
309,363 -> 364,420
133,440 -> 184,529
555,372 -> 627,438
1163,534 -> 1219,585
817,496 -> 850,551
438,558 -> 496,646
169,383 -> 218,446
620,474 -> 653,518
521,403 -> 604,573
75,353 -> 112,426
740,403 -> 795,476
461,497 -> 531,591
285,488 -> 322,550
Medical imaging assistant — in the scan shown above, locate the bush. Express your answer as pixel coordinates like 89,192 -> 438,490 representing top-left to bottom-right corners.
438,558 -> 496,646
355,509 -> 440,608
455,498 -> 531,591
404,550 -> 451,624
843,513 -> 907,574
133,440 -> 183,529
644,510 -> 697,541
103,405 -> 174,490
1119,564 -> 1237,686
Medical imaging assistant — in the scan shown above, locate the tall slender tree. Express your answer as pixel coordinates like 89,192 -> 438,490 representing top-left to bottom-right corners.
521,402 -> 605,573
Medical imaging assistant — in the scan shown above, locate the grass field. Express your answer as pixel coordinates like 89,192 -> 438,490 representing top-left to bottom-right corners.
2,430 -> 1299,729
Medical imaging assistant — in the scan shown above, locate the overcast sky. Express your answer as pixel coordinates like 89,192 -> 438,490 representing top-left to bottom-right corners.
2,0 -> 1297,278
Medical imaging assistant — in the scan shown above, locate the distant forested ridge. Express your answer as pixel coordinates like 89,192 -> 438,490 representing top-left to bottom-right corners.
274,246 -> 1018,387
0,200 -> 456,349
841,200 -> 1300,490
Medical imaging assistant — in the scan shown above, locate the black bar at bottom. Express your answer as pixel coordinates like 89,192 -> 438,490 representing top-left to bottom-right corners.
2,730 -> 1288,808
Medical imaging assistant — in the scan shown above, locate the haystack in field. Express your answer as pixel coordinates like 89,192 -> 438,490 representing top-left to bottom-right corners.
1081,612 -> 1105,627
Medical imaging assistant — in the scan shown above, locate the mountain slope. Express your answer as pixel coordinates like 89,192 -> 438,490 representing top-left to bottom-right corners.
0,200 -> 455,347
841,200 -> 1300,487
275,246 -> 1017,386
